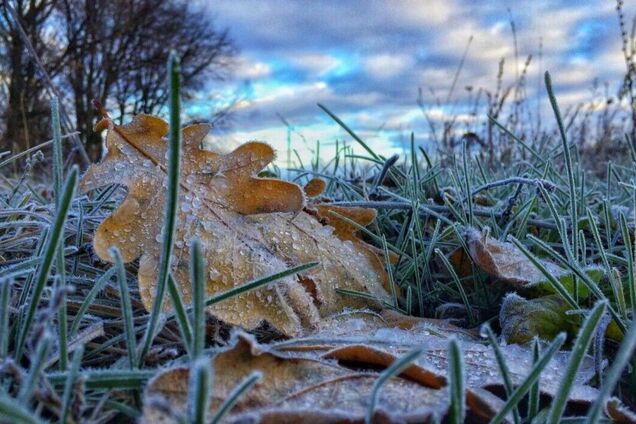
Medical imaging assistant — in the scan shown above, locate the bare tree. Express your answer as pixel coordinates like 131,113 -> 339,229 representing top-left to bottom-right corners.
0,0 -> 236,161
0,0 -> 66,154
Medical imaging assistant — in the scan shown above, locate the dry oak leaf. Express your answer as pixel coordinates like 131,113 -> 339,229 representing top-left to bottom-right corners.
270,312 -> 605,421
466,227 -> 567,288
142,313 -> 614,423
142,330 -> 451,424
81,114 -> 390,336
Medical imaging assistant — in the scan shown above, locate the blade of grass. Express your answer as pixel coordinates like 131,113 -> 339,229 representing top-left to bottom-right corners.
18,332 -> 52,403
527,338 -> 541,420
365,347 -> 424,424
139,52 -> 182,365
0,132 -> 78,170
69,267 -> 116,337
204,261 -> 319,308
619,212 -> 636,315
188,357 -> 212,424
318,103 -> 381,161
462,141 -> 474,227
47,369 -> 153,390
111,247 -> 137,369
167,273 -> 193,357
448,337 -> 465,424
0,394 -> 43,424
191,239 -> 206,359
210,372 -> 261,424
60,345 -> 84,424
545,71 -> 578,264
15,166 -> 78,361
481,324 -> 520,424
585,317 -> 636,423
435,249 -> 475,325
51,97 -> 69,370
547,301 -> 607,423
0,280 -> 11,357
508,236 -> 578,308
490,333 -> 567,424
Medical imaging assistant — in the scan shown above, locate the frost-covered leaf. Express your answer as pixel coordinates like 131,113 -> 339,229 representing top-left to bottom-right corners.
606,398 -> 636,424
275,312 -> 600,407
142,313 -> 613,423
142,330 -> 450,424
466,227 -> 567,287
81,114 -> 390,336
499,293 -> 580,344
303,177 -> 326,197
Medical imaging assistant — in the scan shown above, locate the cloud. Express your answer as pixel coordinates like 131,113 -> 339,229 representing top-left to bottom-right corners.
201,0 -> 636,162
364,54 -> 415,80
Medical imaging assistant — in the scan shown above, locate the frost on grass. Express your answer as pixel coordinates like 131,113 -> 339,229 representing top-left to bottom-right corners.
80,114 -> 390,336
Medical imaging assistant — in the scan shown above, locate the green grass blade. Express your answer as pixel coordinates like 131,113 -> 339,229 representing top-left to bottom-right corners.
318,103 -> 381,160
51,98 -> 69,370
204,261 -> 320,307
0,394 -> 43,424
585,317 -> 636,423
188,357 -> 212,424
70,267 -> 116,337
619,212 -> 636,315
547,301 -> 607,423
191,239 -> 206,359
167,273 -> 193,356
51,97 -> 63,205
448,337 -> 465,424
47,369 -> 153,390
0,280 -> 11,357
210,371 -> 261,424
15,166 -> 78,361
111,247 -> 137,369
545,71 -> 578,263
481,324 -> 520,424
490,333 -> 567,424
60,345 -> 84,424
527,338 -> 541,420
435,249 -> 475,325
365,347 -> 424,424
508,236 -> 578,309
139,52 -> 182,365
18,332 -> 52,403
462,141 -> 474,227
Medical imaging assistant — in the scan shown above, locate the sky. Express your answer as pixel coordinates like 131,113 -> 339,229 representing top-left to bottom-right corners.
195,0 -> 636,166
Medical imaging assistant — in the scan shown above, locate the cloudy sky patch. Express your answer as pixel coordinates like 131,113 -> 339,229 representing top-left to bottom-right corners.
200,1 -> 636,164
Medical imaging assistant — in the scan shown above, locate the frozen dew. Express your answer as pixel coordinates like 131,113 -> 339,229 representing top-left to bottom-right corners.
209,268 -> 221,280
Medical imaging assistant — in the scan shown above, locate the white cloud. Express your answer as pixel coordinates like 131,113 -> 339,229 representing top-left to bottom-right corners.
287,53 -> 342,76
233,57 -> 271,80
203,0 -> 635,154
364,54 -> 415,80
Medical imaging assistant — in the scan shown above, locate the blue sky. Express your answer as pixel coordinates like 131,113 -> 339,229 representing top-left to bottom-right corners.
196,0 -> 636,165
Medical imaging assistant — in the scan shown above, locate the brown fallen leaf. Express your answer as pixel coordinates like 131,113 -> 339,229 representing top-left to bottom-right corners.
303,177 -> 327,197
142,313 -> 615,423
81,113 -> 390,336
466,227 -> 567,288
607,398 -> 636,424
142,330 -> 450,424
272,313 -> 601,408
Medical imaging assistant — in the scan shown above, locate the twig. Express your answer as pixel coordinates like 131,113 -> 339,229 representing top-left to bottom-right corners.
471,177 -> 555,197
0,132 -> 80,169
